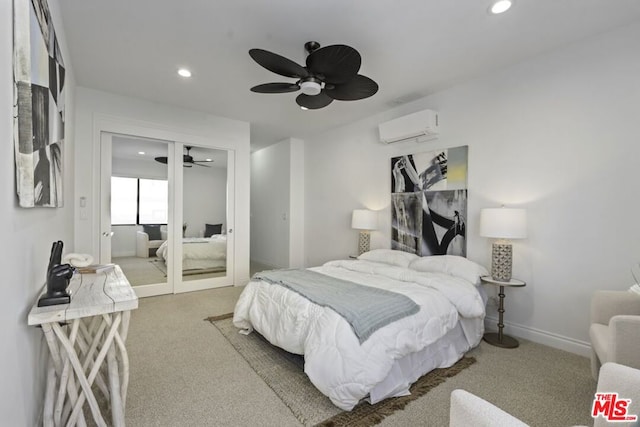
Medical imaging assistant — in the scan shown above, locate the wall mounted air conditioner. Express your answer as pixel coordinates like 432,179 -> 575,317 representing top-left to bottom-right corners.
378,109 -> 439,144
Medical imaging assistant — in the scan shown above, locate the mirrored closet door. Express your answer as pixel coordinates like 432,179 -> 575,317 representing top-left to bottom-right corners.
176,145 -> 234,292
101,134 -> 235,297
101,133 -> 173,298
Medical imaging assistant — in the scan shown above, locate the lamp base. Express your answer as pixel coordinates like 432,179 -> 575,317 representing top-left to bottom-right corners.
483,332 -> 519,348
491,242 -> 512,282
357,231 -> 371,256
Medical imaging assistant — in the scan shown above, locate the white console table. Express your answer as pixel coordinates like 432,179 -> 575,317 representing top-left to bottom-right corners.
28,265 -> 138,427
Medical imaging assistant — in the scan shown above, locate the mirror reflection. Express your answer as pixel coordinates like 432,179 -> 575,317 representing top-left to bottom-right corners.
181,146 -> 228,282
110,136 -> 170,287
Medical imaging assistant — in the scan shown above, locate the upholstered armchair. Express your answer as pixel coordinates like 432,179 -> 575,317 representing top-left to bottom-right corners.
135,225 -> 167,258
449,363 -> 640,427
589,290 -> 640,380
449,388 -> 528,427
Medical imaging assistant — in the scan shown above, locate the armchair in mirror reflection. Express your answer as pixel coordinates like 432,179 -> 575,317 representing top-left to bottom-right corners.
37,240 -> 74,307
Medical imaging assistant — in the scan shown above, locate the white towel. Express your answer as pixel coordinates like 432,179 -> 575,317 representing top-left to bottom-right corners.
63,253 -> 94,268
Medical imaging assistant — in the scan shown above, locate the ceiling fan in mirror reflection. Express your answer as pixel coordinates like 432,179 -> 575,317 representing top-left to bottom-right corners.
154,146 -> 213,167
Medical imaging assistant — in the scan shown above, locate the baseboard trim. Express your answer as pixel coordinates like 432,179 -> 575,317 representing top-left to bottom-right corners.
484,316 -> 591,357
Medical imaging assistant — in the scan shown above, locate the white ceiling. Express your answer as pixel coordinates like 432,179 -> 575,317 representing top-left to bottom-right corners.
59,0 -> 640,151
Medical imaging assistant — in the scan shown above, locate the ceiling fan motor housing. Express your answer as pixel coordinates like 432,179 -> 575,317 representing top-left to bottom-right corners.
304,41 -> 321,54
300,78 -> 322,96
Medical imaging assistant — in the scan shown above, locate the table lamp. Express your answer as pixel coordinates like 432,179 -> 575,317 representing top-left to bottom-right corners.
480,207 -> 527,282
352,209 -> 378,255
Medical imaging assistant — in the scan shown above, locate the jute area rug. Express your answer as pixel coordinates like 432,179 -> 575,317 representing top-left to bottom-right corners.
206,314 -> 475,427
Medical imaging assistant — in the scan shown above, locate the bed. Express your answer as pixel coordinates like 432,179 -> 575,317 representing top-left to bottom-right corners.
155,235 -> 227,271
233,249 -> 488,410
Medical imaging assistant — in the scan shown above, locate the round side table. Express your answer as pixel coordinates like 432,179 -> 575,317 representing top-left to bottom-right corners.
481,276 -> 526,348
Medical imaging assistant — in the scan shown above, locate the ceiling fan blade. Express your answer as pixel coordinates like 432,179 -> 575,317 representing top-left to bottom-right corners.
193,162 -> 211,167
250,83 -> 300,94
325,75 -> 378,101
296,91 -> 333,110
249,49 -> 309,79
306,45 -> 361,84
155,155 -> 203,167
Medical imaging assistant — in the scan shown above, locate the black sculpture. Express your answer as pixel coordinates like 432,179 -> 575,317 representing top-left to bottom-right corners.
38,241 -> 74,307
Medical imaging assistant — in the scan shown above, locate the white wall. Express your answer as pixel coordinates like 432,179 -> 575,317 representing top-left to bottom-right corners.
111,225 -> 138,257
0,0 -> 76,423
73,87 -> 251,285
304,22 -> 640,355
251,139 -> 291,268
288,138 -> 305,268
250,137 -> 305,269
183,165 -> 227,238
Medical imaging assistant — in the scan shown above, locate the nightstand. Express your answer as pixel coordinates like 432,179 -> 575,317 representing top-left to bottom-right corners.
481,276 -> 525,348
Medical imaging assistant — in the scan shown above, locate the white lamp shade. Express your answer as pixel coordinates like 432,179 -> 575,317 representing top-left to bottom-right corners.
351,209 -> 378,230
480,208 -> 527,239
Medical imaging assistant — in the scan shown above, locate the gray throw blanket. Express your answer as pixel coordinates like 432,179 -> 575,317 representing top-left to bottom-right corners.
253,269 -> 420,344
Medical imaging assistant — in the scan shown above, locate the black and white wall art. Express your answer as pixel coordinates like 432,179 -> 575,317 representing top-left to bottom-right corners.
391,146 -> 468,256
13,0 -> 65,207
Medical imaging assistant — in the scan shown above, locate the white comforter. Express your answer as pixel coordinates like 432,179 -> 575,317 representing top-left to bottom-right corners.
156,235 -> 226,263
233,259 -> 485,410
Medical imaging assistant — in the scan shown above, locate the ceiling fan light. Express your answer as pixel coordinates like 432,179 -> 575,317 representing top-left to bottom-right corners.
300,81 -> 321,96
489,0 -> 513,14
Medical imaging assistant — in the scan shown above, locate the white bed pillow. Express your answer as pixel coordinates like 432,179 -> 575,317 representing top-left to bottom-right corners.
409,255 -> 488,285
357,249 -> 419,268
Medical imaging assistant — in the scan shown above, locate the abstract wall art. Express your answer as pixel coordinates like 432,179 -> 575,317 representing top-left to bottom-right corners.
13,0 -> 66,207
391,146 -> 468,257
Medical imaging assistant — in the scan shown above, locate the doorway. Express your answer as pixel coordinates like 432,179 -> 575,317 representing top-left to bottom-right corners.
99,132 -> 235,297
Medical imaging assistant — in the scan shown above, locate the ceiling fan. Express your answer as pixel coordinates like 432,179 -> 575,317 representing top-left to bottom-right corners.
154,146 -> 213,168
249,41 -> 379,110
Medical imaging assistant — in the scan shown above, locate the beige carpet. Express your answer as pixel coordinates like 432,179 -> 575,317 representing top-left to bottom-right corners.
114,256 -> 227,286
113,256 -> 166,286
149,257 -> 226,277
208,314 -> 475,426
125,287 -> 596,427
125,286 -> 303,427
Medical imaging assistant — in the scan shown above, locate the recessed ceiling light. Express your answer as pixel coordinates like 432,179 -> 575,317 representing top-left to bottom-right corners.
489,0 -> 513,14
177,68 -> 192,78
138,151 -> 145,155
205,158 -> 212,162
